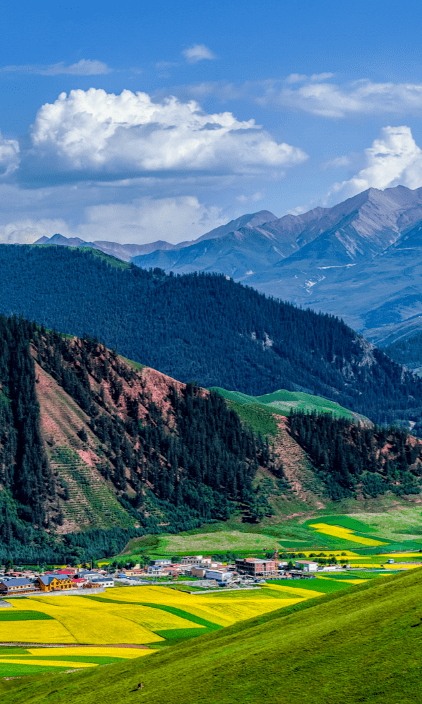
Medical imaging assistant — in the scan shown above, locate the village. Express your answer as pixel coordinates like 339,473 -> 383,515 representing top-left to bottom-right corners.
0,552 -> 372,597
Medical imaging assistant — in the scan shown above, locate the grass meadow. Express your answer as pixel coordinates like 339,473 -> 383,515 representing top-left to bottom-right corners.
1,569 -> 421,704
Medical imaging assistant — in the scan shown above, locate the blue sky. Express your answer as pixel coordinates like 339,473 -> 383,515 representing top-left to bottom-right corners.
2,0 -> 422,243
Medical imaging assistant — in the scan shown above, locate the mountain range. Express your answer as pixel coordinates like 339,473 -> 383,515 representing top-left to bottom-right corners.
30,185 -> 422,347
1,244 -> 422,429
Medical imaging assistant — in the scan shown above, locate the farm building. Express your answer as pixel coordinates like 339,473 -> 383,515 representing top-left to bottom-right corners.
294,560 -> 318,572
90,577 -> 114,588
235,558 -> 276,577
36,575 -> 74,591
181,555 -> 204,565
205,569 -> 232,584
150,559 -> 172,567
0,578 -> 37,596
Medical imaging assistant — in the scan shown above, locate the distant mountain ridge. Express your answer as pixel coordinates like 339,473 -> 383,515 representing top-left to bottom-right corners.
129,185 -> 422,339
20,185 -> 422,341
0,244 -> 422,432
33,211 -> 276,263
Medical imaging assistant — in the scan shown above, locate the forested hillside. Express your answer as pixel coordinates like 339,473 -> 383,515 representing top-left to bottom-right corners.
0,317 -> 270,563
289,410 -> 422,500
0,315 -> 421,564
384,331 -> 422,371
1,245 -> 422,429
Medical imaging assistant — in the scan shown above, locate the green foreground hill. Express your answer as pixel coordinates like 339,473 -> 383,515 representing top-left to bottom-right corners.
3,568 -> 422,704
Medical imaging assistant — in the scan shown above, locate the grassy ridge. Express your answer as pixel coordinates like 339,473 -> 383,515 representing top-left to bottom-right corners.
2,569 -> 421,703
211,386 -> 359,424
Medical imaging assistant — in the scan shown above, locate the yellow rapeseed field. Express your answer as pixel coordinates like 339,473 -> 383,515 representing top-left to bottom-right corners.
26,646 -> 153,659
300,550 -> 359,557
0,620 -> 77,644
309,523 -> 387,546
378,552 -> 422,559
2,584 -> 324,648
105,605 -> 205,631
11,597 -> 163,645
0,658 -> 98,668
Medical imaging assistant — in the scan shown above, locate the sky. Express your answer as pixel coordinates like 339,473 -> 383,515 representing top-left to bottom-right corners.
3,0 -> 422,244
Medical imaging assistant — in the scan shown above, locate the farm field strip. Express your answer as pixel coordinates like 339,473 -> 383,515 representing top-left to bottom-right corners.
309,523 -> 388,546
26,647 -> 152,658
0,658 -> 99,668
9,597 -> 164,645
316,576 -> 366,584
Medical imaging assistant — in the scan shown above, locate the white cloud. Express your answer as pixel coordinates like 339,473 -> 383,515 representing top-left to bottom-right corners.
182,44 -> 216,63
79,196 -> 225,243
177,75 -> 422,119
328,126 -> 422,200
27,88 -> 307,178
42,59 -> 111,75
0,59 -> 111,75
0,219 -> 70,244
285,72 -> 334,84
236,191 -> 264,203
0,196 -> 227,245
0,131 -> 20,177
258,78 -> 422,118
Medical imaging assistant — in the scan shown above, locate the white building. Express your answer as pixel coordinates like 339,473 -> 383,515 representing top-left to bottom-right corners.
181,555 -> 203,565
294,560 -> 318,572
91,577 -> 114,588
150,559 -> 172,567
205,569 -> 232,584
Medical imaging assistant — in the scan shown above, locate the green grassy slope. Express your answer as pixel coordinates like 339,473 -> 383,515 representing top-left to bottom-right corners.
210,386 -> 364,427
3,569 -> 422,704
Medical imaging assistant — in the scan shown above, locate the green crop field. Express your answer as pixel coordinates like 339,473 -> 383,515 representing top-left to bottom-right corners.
2,568 -> 421,703
112,506 -> 422,563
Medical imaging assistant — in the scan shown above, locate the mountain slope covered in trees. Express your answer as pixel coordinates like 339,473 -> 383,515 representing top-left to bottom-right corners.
1,245 -> 422,429
0,318 -> 273,562
0,317 -> 421,563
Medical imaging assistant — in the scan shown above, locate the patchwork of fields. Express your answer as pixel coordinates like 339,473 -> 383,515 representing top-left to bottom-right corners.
0,577 -> 379,677
124,509 -> 422,560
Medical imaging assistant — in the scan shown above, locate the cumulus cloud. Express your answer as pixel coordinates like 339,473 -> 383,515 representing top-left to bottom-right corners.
0,131 -> 20,177
0,59 -> 111,75
25,88 -> 307,180
0,196 -> 227,245
328,126 -> 422,200
0,218 -> 71,244
78,196 -> 225,243
182,44 -> 216,63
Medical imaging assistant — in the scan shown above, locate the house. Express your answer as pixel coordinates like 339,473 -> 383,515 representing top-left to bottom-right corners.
147,565 -> 169,576
77,570 -> 101,581
205,569 -> 232,584
294,560 -> 318,573
36,575 -> 74,591
71,578 -> 86,587
0,578 -> 37,596
52,568 -> 78,577
90,577 -> 114,588
191,566 -> 206,578
150,559 -> 172,567
235,558 -> 276,577
181,555 -> 203,565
